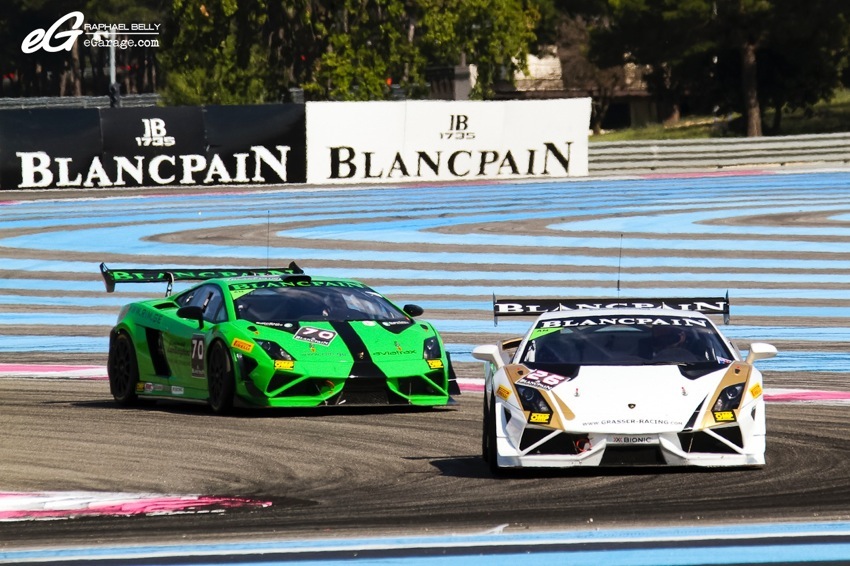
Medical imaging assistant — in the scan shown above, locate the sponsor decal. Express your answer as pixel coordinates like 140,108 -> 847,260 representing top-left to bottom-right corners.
144,382 -> 154,392
516,369 -> 571,391
441,114 -> 476,140
536,316 -> 708,329
426,359 -> 444,369
609,435 -> 657,444
327,142 -> 575,180
750,383 -> 763,398
495,298 -> 728,316
137,118 -> 174,147
231,338 -> 254,353
113,268 -> 296,282
497,385 -> 512,400
713,411 -> 736,422
582,418 -> 684,427
190,334 -> 205,378
229,280 -> 366,291
528,412 -> 552,424
372,349 -> 417,356
136,383 -> 145,393
274,360 -> 295,371
306,99 -> 591,185
128,304 -> 163,326
171,386 -> 184,395
294,327 -> 337,346
16,145 -> 291,189
528,326 -> 562,341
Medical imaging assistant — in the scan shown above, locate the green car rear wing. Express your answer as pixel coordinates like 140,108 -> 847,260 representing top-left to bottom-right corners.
491,292 -> 730,325
100,261 -> 304,294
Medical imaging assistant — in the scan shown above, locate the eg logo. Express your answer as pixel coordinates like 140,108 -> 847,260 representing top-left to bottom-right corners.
21,11 -> 85,54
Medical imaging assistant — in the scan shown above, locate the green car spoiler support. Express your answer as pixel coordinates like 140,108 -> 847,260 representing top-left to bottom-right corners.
100,261 -> 304,294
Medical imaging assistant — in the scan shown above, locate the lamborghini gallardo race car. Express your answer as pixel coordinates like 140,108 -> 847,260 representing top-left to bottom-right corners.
101,262 -> 457,413
473,296 -> 776,473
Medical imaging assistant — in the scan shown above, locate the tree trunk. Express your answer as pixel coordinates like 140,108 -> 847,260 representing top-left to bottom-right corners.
71,40 -> 82,96
772,103 -> 782,135
740,40 -> 761,137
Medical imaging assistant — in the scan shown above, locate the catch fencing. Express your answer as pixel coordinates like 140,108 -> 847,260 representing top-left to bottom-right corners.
588,133 -> 850,175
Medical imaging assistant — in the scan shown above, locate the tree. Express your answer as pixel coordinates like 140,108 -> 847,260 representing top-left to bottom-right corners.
300,0 -> 426,101
419,0 -> 539,100
755,0 -> 850,133
161,0 -> 540,104
593,0 -> 850,136
535,1 -> 628,133
161,0 -> 273,105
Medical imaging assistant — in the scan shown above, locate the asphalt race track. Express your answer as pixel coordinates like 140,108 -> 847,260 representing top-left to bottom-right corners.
2,169 -> 850,562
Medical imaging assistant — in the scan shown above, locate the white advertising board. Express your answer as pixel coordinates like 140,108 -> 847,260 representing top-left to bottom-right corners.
306,98 -> 591,184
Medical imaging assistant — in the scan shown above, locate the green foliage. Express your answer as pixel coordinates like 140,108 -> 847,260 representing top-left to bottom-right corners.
592,89 -> 850,140
161,0 -> 273,104
301,0 -> 425,101
588,0 -> 850,134
161,0 -> 539,103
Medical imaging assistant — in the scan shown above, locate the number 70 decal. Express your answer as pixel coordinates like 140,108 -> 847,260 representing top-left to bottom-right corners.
294,326 -> 337,346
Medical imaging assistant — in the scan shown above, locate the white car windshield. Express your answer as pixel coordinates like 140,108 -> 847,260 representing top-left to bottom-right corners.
520,315 -> 734,367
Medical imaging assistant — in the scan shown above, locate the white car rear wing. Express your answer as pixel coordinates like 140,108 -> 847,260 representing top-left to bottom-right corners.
491,292 -> 730,325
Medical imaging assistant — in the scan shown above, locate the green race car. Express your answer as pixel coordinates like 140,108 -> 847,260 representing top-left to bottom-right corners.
101,262 -> 458,412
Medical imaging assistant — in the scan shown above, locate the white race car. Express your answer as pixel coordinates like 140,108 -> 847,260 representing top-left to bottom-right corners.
472,297 -> 777,473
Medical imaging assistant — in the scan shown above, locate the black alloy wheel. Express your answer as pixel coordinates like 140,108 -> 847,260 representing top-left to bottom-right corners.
108,332 -> 139,405
207,340 -> 235,414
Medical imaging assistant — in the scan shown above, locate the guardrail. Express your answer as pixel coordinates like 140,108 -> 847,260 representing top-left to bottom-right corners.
589,133 -> 850,174
0,93 -> 160,110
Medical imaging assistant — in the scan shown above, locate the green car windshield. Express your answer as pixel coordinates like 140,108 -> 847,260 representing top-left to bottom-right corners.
233,285 -> 409,323
521,315 -> 735,367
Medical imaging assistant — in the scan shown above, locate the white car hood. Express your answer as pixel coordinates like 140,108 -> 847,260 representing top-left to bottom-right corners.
549,364 -> 726,433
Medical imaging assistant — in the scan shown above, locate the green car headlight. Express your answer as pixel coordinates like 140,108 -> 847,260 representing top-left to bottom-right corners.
423,336 -> 442,360
255,339 -> 294,361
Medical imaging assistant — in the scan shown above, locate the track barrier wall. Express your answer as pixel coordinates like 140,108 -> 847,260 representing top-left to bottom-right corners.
4,98 -> 845,191
305,99 -> 592,184
0,105 -> 307,190
0,99 -> 592,190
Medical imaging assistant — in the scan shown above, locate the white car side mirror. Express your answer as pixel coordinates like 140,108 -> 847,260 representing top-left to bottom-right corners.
746,342 -> 777,364
472,344 -> 505,369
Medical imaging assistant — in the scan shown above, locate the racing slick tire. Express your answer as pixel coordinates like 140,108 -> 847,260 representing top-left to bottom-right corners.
484,394 -> 503,475
207,340 -> 235,414
108,332 -> 140,406
482,390 -> 491,462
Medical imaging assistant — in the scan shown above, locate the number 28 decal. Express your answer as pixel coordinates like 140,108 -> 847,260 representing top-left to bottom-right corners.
516,369 -> 571,391
294,326 -> 337,346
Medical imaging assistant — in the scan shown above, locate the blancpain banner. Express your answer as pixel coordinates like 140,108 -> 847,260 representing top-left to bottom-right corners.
306,99 -> 591,184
